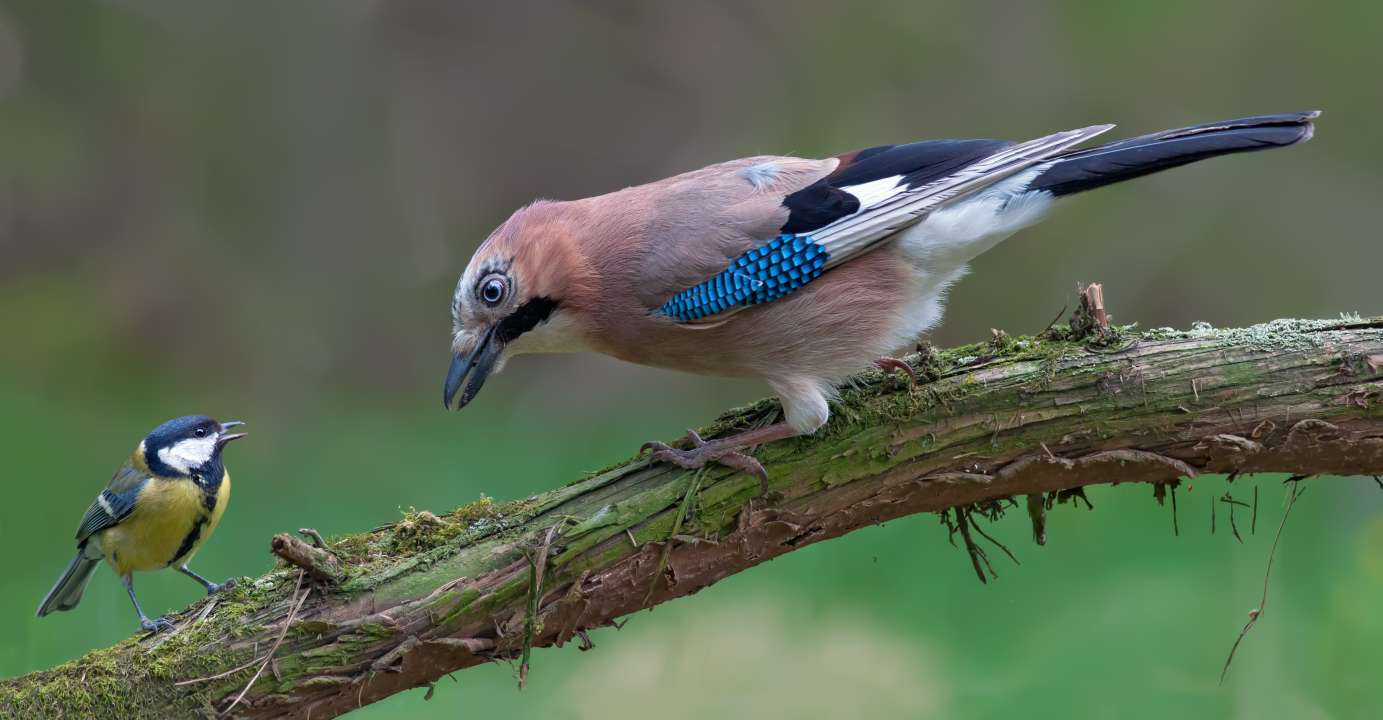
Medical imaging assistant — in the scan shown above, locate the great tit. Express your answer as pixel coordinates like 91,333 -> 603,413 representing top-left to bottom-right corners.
36,415 -> 246,633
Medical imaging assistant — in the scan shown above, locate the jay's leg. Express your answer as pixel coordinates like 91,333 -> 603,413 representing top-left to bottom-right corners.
641,422 -> 799,493
875,357 -> 918,384
178,564 -> 237,595
123,573 -> 173,633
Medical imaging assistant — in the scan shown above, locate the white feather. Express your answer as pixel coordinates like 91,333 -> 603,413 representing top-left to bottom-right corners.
739,162 -> 781,191
769,375 -> 835,434
878,169 -> 1055,355
158,436 -> 218,476
839,175 -> 905,209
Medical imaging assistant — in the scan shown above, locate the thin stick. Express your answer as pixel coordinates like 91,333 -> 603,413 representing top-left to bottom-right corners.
643,469 -> 705,605
519,524 -> 560,690
1251,485 -> 1259,535
223,570 -> 309,714
969,519 -> 1020,566
1219,480 -> 1304,685
175,654 -> 264,686
954,506 -> 994,583
1170,483 -> 1179,536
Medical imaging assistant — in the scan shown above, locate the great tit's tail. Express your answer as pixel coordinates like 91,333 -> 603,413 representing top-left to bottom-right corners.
1029,111 -> 1318,197
37,552 -> 101,616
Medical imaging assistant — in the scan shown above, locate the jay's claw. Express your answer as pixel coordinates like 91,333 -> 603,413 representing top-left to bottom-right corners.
641,429 -> 769,490
875,356 -> 918,384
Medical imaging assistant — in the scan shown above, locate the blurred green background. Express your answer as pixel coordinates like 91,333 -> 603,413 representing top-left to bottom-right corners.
2,1 -> 1380,718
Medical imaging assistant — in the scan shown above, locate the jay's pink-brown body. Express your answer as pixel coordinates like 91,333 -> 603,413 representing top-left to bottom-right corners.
444,112 -> 1318,479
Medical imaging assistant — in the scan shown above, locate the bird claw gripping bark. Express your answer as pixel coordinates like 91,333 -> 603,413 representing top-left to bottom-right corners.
875,356 -> 918,384
141,616 -> 175,633
641,429 -> 769,488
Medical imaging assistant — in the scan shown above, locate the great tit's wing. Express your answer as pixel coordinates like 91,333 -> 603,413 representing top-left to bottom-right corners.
75,463 -> 148,544
652,126 -> 1113,323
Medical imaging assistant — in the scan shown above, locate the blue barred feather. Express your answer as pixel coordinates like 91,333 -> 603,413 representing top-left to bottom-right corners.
659,234 -> 830,322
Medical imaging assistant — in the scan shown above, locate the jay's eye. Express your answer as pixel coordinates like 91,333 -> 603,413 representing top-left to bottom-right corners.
194,427 -> 208,438
478,275 -> 508,306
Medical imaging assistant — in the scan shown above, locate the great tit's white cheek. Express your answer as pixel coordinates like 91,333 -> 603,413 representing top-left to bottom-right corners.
158,435 -> 218,475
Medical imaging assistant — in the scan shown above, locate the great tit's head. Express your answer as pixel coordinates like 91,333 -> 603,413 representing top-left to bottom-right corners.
141,415 -> 247,478
444,201 -> 594,411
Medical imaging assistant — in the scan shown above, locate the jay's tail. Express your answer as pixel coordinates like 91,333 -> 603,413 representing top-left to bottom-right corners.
1029,111 -> 1318,197
36,552 -> 100,616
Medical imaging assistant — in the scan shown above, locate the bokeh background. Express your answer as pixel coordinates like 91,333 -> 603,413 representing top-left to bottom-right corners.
2,2 -> 1381,718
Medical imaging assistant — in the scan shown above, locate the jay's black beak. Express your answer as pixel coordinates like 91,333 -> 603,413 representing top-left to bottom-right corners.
218,420 -> 247,447
443,327 -> 501,410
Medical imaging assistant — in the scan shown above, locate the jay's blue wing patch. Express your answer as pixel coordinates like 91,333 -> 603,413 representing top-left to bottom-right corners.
663,138 -> 1011,322
659,234 -> 829,322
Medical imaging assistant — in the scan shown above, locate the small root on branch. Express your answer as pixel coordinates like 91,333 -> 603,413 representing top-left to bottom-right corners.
1220,477 -> 1308,685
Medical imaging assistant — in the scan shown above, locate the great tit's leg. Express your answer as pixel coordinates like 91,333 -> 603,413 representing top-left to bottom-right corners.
641,422 -> 799,494
122,574 -> 172,633
178,565 -> 236,594
875,357 -> 918,384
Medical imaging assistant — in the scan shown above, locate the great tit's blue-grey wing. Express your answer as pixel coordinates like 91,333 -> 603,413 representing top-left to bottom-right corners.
75,463 -> 148,544
653,125 -> 1113,323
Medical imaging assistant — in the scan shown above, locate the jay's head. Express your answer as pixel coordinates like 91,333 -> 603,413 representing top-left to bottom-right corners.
444,202 -> 594,410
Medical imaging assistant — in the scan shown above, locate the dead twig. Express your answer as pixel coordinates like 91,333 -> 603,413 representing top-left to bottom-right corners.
298,528 -> 337,555
271,533 -> 344,583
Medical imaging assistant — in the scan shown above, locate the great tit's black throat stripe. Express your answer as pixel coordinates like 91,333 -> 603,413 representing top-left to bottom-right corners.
496,297 -> 559,344
193,460 -> 226,502
169,516 -> 209,567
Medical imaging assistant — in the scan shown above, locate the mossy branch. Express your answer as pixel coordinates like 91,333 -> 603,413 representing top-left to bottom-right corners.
5,312 -> 1383,718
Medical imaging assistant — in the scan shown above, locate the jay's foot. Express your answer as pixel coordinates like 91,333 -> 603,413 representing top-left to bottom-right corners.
642,429 -> 769,489
140,616 -> 175,634
875,356 -> 918,384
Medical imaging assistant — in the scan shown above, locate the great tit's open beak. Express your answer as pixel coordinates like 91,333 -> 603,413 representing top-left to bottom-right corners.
443,327 -> 501,410
218,420 -> 247,446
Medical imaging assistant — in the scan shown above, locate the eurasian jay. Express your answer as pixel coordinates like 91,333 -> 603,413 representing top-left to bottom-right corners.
443,111 -> 1318,479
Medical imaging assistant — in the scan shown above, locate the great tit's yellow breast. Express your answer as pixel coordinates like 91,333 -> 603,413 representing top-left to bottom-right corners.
100,474 -> 227,575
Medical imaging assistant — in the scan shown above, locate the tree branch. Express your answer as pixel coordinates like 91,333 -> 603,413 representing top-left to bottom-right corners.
5,313 -> 1383,718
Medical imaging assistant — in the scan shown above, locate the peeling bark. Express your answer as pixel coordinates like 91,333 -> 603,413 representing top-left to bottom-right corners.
4,316 -> 1383,718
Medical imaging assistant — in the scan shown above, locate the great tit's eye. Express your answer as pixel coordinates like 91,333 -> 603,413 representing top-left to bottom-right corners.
194,427 -> 208,438
478,274 -> 509,306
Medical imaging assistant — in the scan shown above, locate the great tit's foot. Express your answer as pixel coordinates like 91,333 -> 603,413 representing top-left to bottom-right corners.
207,577 -> 237,595
642,429 -> 769,489
875,356 -> 918,384
141,616 -> 174,633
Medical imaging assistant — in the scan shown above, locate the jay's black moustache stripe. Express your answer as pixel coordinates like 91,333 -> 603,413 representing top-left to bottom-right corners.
496,297 -> 559,344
